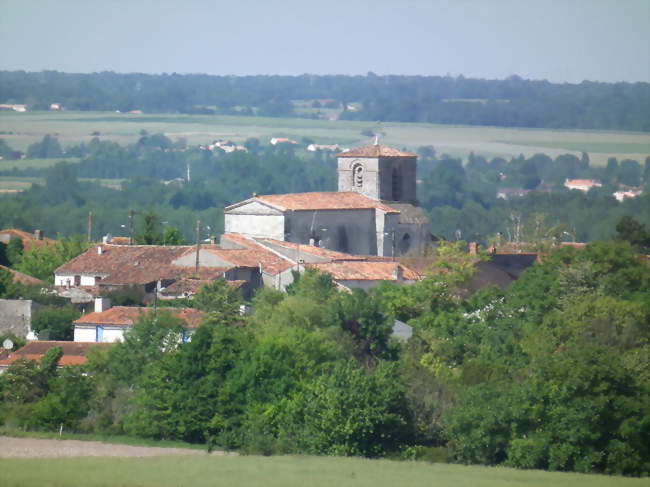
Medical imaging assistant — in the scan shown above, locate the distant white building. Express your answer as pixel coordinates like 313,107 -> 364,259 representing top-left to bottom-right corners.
307,143 -> 341,152
270,137 -> 298,145
613,189 -> 642,202
564,179 -> 602,192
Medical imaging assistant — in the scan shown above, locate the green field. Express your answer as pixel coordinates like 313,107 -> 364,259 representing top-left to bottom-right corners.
1,111 -> 649,166
0,176 -> 123,192
1,455 -> 646,487
0,157 -> 80,171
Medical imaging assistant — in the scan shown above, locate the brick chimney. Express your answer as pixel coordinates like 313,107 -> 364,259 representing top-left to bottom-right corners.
34,229 -> 43,240
468,242 -> 479,255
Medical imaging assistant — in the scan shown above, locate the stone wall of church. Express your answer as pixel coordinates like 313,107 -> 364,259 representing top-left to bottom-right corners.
225,212 -> 285,240
285,209 -> 378,255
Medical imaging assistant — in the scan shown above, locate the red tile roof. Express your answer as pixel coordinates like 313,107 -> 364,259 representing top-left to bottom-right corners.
0,228 -> 56,251
55,244 -> 226,285
306,261 -> 421,281
254,192 -> 399,213
74,306 -> 205,328
160,278 -> 245,297
0,264 -> 46,286
337,144 -> 416,158
0,341 -> 111,368
258,239 -> 368,261
210,234 -> 294,275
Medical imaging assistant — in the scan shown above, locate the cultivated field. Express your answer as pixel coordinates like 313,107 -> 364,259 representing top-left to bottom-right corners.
1,111 -> 648,166
0,437 -> 646,487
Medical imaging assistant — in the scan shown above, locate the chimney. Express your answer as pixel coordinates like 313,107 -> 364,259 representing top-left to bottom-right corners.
393,264 -> 403,281
97,245 -> 103,255
94,297 -> 111,313
34,229 -> 43,240
468,242 -> 479,255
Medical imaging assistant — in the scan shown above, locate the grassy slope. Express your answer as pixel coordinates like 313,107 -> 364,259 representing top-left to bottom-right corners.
1,111 -> 648,166
1,455 -> 647,487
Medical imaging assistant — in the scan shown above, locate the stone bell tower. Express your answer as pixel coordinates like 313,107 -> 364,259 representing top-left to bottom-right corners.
336,142 -> 417,204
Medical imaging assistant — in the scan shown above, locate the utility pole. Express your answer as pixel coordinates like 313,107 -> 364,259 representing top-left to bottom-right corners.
128,210 -> 135,245
194,219 -> 201,276
87,211 -> 93,243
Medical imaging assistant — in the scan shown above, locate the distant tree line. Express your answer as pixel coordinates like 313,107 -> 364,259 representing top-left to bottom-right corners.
1,71 -> 648,131
0,134 -> 648,243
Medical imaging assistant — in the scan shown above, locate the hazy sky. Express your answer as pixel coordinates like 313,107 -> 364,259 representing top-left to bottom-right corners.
1,0 -> 648,83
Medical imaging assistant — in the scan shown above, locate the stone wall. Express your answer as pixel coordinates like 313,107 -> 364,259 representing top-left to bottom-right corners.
0,299 -> 40,338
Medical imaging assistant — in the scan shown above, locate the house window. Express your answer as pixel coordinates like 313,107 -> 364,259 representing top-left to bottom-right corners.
74,275 -> 81,286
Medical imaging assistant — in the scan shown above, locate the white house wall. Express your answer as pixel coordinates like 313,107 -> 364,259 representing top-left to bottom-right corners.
74,326 -> 97,342
225,213 -> 285,240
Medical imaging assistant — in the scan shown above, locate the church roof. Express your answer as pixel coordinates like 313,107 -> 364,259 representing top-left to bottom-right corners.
254,192 -> 400,213
336,144 -> 417,158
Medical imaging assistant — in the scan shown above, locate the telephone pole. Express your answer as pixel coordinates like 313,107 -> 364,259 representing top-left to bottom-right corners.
194,219 -> 201,275
87,211 -> 93,243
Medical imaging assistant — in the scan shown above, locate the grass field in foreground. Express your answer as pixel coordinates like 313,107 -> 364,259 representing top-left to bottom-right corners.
1,111 -> 648,166
0,455 -> 647,487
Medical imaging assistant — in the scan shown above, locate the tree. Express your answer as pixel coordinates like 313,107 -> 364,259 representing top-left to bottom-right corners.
162,226 -> 185,245
277,361 -> 411,457
135,211 -> 163,245
616,216 -> 650,253
26,134 -> 63,159
6,237 -> 24,267
193,278 -> 243,326
31,306 -> 80,340
17,236 -> 90,281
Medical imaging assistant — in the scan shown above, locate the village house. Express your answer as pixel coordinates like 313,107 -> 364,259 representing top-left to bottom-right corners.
73,298 -> 205,343
564,179 -> 602,192
0,341 -> 110,373
613,189 -> 643,202
0,228 -> 54,251
270,137 -> 298,145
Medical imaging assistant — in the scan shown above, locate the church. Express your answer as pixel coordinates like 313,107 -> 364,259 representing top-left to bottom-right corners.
224,142 -> 432,257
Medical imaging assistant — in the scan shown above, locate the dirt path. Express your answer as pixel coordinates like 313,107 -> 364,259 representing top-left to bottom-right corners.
0,436 -> 237,458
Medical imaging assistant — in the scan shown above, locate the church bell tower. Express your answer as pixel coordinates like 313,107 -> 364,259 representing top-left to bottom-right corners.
336,143 -> 417,204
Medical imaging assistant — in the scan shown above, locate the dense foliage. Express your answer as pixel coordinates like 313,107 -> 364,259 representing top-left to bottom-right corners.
0,242 -> 648,476
1,71 -> 648,131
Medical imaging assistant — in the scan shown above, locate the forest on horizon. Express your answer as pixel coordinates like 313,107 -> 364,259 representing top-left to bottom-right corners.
1,70 -> 648,132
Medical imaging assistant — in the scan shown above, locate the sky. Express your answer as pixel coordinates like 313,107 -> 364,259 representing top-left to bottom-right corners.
1,0 -> 648,83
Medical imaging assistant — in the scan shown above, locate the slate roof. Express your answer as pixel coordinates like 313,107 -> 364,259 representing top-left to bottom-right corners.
0,341 -> 111,368
253,192 -> 399,213
74,306 -> 205,328
336,144 -> 416,158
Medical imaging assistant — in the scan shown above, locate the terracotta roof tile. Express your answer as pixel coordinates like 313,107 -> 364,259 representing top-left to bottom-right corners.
336,144 -> 416,158
0,228 -> 56,251
0,341 -> 111,368
74,306 -> 205,328
255,192 -> 399,213
258,239 -> 367,261
160,278 -> 245,297
306,261 -> 421,281
0,264 -> 45,286
55,244 -> 225,285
